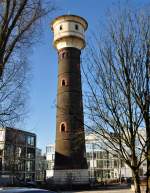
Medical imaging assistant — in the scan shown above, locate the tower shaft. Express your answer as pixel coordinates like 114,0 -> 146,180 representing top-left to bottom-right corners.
55,47 -> 87,170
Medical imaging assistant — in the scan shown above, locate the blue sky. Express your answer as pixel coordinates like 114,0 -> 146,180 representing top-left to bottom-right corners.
23,0 -> 150,153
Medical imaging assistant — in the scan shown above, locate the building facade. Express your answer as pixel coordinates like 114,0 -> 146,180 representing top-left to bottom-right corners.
0,127 -> 36,184
45,143 -> 121,182
46,133 -> 147,182
35,148 -> 46,181
86,141 -> 120,181
45,145 -> 55,179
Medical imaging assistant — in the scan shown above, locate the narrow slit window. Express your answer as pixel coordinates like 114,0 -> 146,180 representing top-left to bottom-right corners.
75,24 -> 79,30
60,25 -> 62,30
61,80 -> 66,86
60,123 -> 66,132
61,79 -> 66,86
62,52 -> 65,59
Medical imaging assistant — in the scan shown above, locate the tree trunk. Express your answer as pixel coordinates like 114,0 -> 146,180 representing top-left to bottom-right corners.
0,57 -> 3,77
146,152 -> 150,193
133,171 -> 141,193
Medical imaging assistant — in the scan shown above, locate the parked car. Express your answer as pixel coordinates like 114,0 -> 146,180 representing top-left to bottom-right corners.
0,188 -> 56,193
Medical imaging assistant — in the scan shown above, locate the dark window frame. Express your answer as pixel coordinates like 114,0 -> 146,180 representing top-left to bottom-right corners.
60,25 -> 62,30
75,24 -> 79,30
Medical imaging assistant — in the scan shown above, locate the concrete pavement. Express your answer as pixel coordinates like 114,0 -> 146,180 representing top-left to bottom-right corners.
62,189 -> 132,193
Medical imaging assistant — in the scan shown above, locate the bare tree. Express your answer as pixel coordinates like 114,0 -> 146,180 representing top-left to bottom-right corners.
0,0 -> 56,126
83,7 -> 150,193
0,55 -> 28,127
0,0 -> 55,76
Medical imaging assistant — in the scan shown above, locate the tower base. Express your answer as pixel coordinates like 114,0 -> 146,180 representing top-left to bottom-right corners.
53,169 -> 89,185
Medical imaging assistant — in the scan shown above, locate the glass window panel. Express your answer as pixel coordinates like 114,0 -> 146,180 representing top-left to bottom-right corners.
27,136 -> 35,146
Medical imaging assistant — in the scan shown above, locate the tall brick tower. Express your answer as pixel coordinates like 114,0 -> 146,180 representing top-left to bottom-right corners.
51,15 -> 88,184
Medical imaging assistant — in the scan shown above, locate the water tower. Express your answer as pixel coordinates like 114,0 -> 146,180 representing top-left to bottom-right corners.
51,15 -> 89,184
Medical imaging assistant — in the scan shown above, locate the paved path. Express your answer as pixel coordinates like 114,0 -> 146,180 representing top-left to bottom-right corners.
62,189 -> 132,193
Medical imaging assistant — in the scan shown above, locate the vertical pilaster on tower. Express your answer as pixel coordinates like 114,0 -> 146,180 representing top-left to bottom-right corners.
51,15 -> 89,185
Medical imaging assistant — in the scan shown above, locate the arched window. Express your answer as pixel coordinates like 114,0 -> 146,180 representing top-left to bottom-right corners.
60,122 -> 66,132
60,25 -> 62,30
61,79 -> 66,86
75,24 -> 79,30
62,52 -> 65,59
